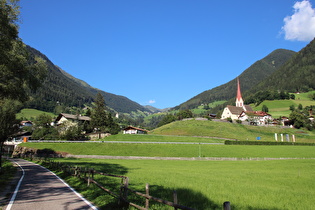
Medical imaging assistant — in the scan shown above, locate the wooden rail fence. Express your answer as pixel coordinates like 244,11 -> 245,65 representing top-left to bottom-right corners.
37,158 -> 197,210
19,155 -> 231,209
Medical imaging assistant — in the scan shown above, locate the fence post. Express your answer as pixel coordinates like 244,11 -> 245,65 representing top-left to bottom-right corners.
173,190 -> 178,210
145,183 -> 150,209
87,169 -> 91,186
124,177 -> 129,201
119,177 -> 129,207
223,201 -> 231,210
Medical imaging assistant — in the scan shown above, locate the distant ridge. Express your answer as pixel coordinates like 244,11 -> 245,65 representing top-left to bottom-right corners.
25,45 -> 151,114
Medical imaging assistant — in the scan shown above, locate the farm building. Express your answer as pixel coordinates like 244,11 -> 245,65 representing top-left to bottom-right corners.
54,113 -> 91,126
123,126 -> 148,134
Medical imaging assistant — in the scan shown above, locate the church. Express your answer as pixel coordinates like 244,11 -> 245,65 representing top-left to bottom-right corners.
221,78 -> 253,121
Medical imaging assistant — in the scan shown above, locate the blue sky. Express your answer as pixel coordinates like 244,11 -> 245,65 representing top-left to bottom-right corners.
19,0 -> 315,109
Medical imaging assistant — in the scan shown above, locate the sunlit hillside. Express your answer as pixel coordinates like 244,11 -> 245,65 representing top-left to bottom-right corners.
151,119 -> 315,143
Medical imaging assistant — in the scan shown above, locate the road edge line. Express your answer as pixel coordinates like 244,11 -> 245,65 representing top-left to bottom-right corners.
36,163 -> 98,210
6,160 -> 25,210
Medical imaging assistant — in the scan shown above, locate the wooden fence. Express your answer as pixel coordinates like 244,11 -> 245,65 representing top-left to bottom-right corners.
21,156 -> 230,210
38,158 -> 198,210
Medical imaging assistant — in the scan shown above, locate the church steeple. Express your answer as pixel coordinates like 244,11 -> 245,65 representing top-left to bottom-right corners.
236,77 -> 243,107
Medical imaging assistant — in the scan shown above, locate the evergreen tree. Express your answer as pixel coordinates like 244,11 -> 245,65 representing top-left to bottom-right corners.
90,92 -> 120,134
91,92 -> 108,132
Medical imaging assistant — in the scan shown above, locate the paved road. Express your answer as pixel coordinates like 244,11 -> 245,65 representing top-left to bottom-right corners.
3,159 -> 97,210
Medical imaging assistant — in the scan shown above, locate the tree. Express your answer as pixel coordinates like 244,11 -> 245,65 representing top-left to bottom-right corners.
176,109 -> 193,120
298,104 -> 303,110
31,114 -> 58,140
0,0 -> 47,171
262,104 -> 269,113
289,110 -> 306,129
157,114 -> 176,127
90,92 -> 120,134
0,100 -> 20,170
90,92 -> 108,132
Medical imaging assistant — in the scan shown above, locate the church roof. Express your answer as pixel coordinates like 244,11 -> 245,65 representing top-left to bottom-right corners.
226,105 -> 244,115
244,105 -> 253,112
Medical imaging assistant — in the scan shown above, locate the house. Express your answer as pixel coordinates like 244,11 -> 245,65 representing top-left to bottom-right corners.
20,121 -> 33,127
239,111 -> 272,125
54,113 -> 91,126
221,78 -> 253,121
123,126 -> 148,134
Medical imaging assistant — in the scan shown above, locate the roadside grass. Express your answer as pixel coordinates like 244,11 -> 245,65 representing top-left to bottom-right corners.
21,143 -> 315,158
52,158 -> 315,210
16,108 -> 56,120
0,159 -> 17,195
150,120 -> 315,143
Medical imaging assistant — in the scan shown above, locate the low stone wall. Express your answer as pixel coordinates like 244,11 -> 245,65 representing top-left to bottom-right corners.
12,146 -> 68,158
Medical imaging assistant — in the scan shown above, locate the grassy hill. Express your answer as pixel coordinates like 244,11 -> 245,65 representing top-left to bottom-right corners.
252,91 -> 315,118
151,119 -> 315,143
16,108 -> 56,120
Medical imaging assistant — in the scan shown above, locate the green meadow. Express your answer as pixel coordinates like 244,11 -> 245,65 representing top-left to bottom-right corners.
51,157 -> 315,210
16,108 -> 56,120
20,114 -> 315,209
253,91 -> 315,118
150,120 -> 315,143
22,142 -> 315,158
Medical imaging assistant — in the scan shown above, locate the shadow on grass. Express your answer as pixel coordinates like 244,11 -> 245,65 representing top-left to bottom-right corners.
129,184 -> 222,210
46,159 -> 283,210
57,159 -> 128,175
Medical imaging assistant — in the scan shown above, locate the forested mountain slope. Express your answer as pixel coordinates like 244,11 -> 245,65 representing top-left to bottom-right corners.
248,38 -> 315,94
175,49 -> 296,110
25,45 -> 150,114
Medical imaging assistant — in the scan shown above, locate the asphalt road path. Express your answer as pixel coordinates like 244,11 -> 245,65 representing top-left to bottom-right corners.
4,159 -> 97,210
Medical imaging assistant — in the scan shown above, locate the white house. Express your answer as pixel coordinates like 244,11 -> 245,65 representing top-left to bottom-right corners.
239,111 -> 272,125
123,126 -> 148,134
54,113 -> 91,126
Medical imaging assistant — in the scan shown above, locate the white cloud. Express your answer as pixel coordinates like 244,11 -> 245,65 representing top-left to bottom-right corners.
148,100 -> 156,104
282,0 -> 315,41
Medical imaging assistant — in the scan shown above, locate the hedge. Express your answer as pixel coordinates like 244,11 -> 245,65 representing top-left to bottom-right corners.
224,140 -> 315,146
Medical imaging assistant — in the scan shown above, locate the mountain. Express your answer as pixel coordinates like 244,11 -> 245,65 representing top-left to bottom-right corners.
247,38 -> 315,94
174,48 -> 296,110
25,45 -> 150,114
144,105 -> 171,113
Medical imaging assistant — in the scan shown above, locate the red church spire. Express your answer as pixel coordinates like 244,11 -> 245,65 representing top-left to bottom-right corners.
236,77 -> 243,107
237,77 -> 242,100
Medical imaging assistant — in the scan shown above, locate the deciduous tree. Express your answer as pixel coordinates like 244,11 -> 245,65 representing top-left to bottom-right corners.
0,0 -> 47,171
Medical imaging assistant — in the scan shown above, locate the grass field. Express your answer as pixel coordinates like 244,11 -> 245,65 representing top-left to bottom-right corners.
16,108 -> 56,120
252,91 -> 315,118
22,135 -> 315,209
22,142 -> 315,158
52,157 -> 315,210
150,120 -> 315,143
